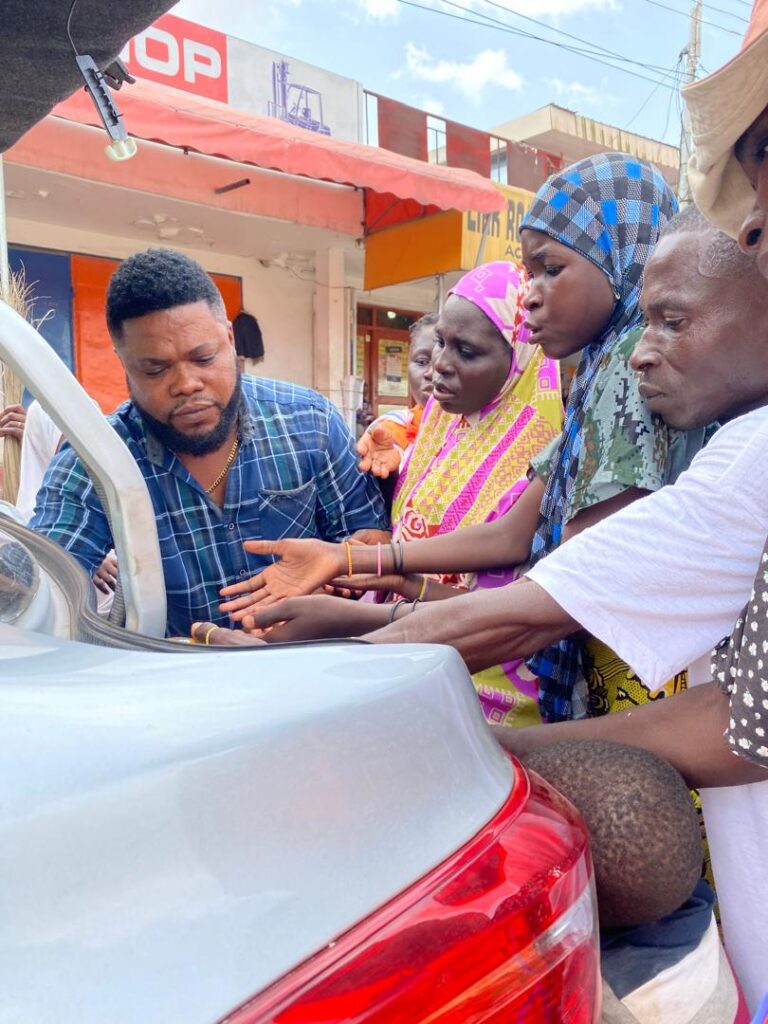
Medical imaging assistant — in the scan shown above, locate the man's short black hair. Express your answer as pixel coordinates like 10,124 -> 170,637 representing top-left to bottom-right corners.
106,248 -> 226,342
526,740 -> 702,929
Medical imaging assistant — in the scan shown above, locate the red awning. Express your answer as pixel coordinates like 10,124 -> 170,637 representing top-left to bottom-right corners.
51,80 -> 505,222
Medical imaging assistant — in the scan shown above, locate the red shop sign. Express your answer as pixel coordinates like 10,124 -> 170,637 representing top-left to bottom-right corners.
123,12 -> 228,103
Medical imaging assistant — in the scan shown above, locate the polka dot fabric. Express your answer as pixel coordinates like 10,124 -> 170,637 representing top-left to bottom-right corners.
711,541 -> 768,766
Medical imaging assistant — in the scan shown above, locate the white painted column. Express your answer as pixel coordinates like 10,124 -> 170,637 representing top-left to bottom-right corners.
313,248 -> 348,411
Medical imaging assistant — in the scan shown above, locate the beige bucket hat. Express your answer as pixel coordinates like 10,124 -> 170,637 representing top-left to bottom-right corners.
684,0 -> 768,238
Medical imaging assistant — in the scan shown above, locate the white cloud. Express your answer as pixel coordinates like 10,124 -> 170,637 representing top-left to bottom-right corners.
421,96 -> 446,116
352,0 -> 399,16
546,76 -> 620,111
403,43 -> 523,100
346,0 -> 614,19
461,0 -> 615,14
175,0 -> 302,34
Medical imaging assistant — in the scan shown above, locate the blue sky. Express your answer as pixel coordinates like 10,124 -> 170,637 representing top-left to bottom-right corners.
173,0 -> 745,145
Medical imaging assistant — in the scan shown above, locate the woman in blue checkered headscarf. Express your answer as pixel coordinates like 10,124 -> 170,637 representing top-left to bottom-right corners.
521,152 -> 678,722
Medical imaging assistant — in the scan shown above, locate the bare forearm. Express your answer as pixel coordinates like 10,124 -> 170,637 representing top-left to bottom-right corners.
364,578 -> 577,672
494,682 -> 768,789
348,478 -> 543,578
332,602 -> 395,635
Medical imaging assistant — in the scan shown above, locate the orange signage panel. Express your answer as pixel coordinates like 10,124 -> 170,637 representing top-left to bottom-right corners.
364,211 -> 463,291
71,255 -> 125,414
364,183 -> 534,290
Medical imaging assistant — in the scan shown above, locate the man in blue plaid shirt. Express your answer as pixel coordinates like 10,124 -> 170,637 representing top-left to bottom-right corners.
30,249 -> 387,636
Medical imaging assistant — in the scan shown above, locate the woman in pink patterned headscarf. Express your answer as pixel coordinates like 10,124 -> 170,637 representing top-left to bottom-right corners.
388,261 -> 563,727
218,262 -> 562,727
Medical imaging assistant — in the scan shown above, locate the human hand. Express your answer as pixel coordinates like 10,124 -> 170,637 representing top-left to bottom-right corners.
356,425 -> 402,479
190,621 -> 267,646
219,537 -> 347,617
92,553 -> 118,594
243,595 -> 382,642
0,404 -> 26,442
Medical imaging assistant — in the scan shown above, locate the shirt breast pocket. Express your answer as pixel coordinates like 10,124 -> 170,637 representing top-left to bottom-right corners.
257,479 -> 317,538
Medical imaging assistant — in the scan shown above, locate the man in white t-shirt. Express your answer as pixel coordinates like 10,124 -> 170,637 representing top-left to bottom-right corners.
365,9 -> 768,1004
367,211 -> 768,1012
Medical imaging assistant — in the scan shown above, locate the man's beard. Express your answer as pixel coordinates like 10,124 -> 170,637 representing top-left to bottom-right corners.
131,373 -> 242,456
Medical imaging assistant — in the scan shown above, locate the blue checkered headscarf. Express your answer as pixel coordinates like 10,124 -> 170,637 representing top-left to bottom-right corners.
522,152 -> 678,722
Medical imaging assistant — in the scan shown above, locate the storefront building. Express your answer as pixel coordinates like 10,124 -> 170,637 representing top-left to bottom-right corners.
2,11 -> 678,420
3,11 -> 508,420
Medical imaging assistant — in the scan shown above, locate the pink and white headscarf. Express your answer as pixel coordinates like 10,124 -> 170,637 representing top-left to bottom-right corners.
447,261 -> 535,386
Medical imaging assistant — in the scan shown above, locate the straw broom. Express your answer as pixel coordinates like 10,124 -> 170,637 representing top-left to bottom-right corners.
0,268 -> 51,504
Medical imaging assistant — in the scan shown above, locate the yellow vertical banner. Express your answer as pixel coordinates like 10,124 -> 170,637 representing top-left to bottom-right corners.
460,184 -> 535,268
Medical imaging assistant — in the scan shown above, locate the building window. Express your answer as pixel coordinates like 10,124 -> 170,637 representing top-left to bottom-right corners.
490,137 -> 508,185
365,92 -> 379,148
427,115 -> 447,166
356,303 -> 424,417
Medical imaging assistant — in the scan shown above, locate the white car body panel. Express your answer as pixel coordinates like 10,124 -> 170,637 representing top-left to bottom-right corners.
0,629 -> 511,1023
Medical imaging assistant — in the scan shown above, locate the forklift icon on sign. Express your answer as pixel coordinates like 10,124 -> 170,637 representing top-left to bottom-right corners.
269,60 -> 331,136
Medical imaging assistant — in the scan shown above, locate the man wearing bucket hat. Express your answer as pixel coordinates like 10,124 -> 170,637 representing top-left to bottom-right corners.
685,0 -> 768,242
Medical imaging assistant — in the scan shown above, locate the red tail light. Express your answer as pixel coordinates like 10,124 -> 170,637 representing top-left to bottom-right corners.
220,756 -> 600,1024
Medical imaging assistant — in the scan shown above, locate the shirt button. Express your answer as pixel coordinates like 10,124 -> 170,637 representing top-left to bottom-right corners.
228,523 -> 235,531
239,569 -> 247,577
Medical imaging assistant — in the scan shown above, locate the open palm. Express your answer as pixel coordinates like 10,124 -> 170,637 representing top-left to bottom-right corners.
357,424 -> 402,479
219,537 -> 345,619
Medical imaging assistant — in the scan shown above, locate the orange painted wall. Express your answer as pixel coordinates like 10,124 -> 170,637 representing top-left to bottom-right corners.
70,254 -> 242,413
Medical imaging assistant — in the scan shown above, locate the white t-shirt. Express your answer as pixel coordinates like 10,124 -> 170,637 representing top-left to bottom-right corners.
16,400 -> 115,616
16,400 -> 63,522
527,404 -> 768,1010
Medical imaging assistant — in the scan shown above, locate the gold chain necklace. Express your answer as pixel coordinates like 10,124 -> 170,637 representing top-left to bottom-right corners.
206,436 -> 240,494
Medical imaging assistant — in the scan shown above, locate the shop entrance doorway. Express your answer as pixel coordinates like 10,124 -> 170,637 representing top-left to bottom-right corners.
355,304 -> 425,422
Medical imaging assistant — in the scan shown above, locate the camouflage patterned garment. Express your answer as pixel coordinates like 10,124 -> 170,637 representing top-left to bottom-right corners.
531,325 -> 714,522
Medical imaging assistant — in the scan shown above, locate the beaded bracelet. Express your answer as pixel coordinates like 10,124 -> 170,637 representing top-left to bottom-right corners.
388,598 -> 410,623
344,541 -> 353,578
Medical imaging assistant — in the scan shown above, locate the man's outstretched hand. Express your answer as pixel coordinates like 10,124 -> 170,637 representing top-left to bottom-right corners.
219,538 -> 347,618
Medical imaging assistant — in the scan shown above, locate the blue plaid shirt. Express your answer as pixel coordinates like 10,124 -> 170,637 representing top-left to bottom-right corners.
30,376 -> 387,636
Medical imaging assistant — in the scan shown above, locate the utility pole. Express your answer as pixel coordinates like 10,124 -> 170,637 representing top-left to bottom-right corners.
678,0 -> 702,206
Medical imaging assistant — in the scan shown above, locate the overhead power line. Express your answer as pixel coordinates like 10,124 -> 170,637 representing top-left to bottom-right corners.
642,0 -> 743,36
397,0 -> 680,92
699,0 -> 749,19
474,0 -> 677,71
625,53 -> 686,130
